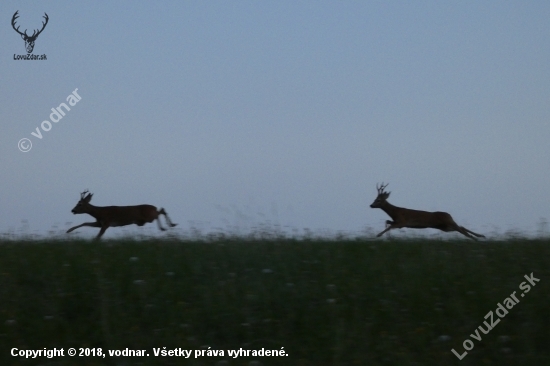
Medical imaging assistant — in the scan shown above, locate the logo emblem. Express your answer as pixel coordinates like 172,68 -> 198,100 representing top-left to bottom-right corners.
11,11 -> 49,54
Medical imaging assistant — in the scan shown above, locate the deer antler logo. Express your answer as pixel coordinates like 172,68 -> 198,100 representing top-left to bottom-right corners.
11,11 -> 49,54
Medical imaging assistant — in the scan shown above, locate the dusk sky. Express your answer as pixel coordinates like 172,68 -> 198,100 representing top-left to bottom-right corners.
1,2 -> 549,239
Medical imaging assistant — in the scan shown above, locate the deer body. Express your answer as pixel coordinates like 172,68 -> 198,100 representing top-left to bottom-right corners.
67,191 -> 177,240
370,183 -> 484,240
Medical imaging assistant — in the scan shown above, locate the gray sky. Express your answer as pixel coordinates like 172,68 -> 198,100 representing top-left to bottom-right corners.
1,2 -> 549,239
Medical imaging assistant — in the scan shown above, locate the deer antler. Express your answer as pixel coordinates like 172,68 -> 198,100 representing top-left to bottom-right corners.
11,11 -> 25,37
377,183 -> 389,194
32,13 -> 49,39
11,11 -> 48,39
80,190 -> 90,200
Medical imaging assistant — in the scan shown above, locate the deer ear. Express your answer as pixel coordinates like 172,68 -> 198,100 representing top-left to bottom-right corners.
85,194 -> 93,203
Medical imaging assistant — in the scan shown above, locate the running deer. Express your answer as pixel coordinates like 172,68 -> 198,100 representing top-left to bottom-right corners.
370,183 -> 484,240
66,190 -> 177,240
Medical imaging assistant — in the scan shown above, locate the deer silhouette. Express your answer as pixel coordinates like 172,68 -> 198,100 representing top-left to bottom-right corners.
12,11 -> 49,54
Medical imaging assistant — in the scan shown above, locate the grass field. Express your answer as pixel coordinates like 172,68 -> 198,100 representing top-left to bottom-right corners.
0,235 -> 548,366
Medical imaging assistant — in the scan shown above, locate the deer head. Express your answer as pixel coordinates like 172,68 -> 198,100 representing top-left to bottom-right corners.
12,11 -> 49,54
370,183 -> 391,208
71,190 -> 93,214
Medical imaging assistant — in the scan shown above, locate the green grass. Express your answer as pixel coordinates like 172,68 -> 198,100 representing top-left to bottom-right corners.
0,236 -> 548,365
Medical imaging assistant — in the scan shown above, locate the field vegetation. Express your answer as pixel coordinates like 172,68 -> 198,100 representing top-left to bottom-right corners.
0,233 -> 548,365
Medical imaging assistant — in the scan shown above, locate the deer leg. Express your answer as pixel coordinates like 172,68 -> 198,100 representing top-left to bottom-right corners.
376,226 -> 393,237
462,226 -> 485,238
157,217 -> 166,231
455,227 -> 478,240
159,208 -> 177,228
67,222 -> 101,233
95,225 -> 108,240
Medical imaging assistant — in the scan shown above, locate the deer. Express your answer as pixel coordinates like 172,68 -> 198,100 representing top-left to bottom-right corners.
66,190 -> 177,240
11,11 -> 49,54
370,183 -> 485,240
